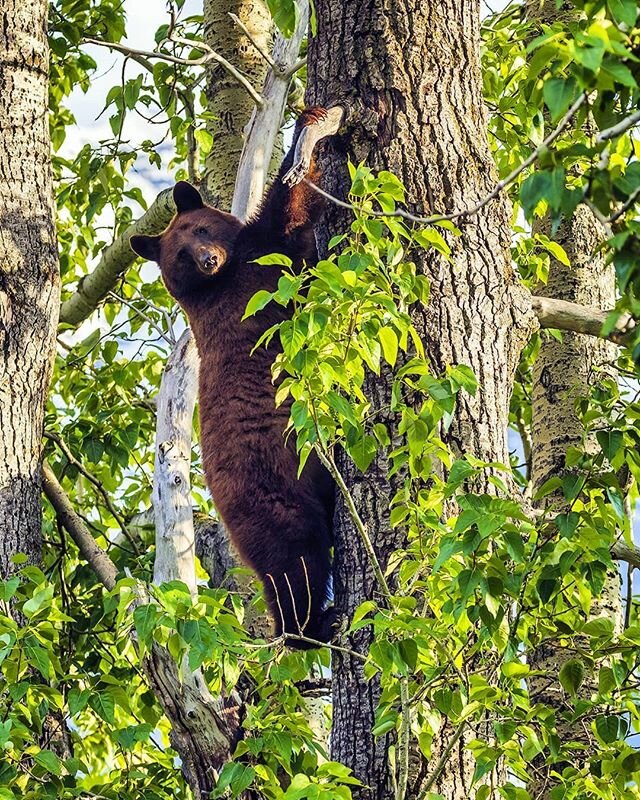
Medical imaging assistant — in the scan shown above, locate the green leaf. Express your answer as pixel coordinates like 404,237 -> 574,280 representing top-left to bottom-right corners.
596,714 -> 620,744
543,76 -> 577,122
541,239 -> 570,266
621,751 -> 640,773
133,604 -> 160,643
24,635 -> 51,679
89,691 -> 116,725
0,576 -> 20,601
559,658 -> 585,696
266,0 -> 296,36
194,128 -> 213,156
520,171 -> 551,218
608,0 -> 637,28
583,617 -> 615,638
596,429 -> 623,460
243,290 -> 274,319
254,252 -> 293,267
34,750 -> 62,776
214,762 -> 256,797
68,688 -> 90,716
83,437 -> 104,464
378,326 -> 398,366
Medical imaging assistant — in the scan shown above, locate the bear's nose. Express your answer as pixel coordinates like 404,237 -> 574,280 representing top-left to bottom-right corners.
196,245 -> 225,275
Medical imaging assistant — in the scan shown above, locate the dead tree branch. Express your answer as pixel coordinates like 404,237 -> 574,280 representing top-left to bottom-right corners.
532,295 -> 635,345
83,36 -> 264,107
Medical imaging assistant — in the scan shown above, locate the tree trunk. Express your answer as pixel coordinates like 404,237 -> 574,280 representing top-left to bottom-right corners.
203,0 -> 273,208
523,4 -> 624,796
528,210 -> 622,797
307,2 -> 535,797
0,0 -> 60,576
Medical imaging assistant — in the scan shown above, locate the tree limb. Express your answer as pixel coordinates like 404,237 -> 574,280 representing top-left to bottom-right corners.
59,188 -> 175,328
41,461 -> 119,590
83,36 -> 264,107
532,295 -> 635,345
596,109 -> 640,144
611,539 -> 640,569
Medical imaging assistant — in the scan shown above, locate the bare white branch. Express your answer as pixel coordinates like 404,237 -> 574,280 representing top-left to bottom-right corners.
231,0 -> 310,219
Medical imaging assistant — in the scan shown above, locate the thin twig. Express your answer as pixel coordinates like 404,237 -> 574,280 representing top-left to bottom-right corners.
396,676 -> 411,800
83,36 -> 264,107
608,184 -> 640,224
314,445 -> 392,600
228,12 -> 276,69
42,462 -> 119,591
107,290 -> 176,346
303,93 -> 587,226
44,431 -> 141,554
417,720 -> 467,800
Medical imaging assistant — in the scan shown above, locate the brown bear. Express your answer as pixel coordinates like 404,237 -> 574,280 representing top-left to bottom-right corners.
130,108 -> 340,647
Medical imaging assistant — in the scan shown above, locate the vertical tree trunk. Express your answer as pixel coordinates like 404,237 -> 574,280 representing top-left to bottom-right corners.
0,0 -> 60,576
203,0 -> 273,208
524,5 -> 624,796
307,2 -> 535,797
528,211 -> 622,797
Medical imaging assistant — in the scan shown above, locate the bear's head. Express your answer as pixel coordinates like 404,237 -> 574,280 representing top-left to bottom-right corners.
130,182 -> 244,306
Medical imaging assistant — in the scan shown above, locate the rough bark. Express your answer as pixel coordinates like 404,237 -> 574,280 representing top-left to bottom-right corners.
307,2 -> 535,797
528,208 -> 623,798
0,0 -> 60,575
203,0 -> 273,209
523,3 -> 624,796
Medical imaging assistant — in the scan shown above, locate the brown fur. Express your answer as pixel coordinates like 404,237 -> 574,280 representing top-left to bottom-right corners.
131,109 -> 336,647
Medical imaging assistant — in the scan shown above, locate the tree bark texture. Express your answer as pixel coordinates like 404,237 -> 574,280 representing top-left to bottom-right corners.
524,3 -> 623,795
528,210 -> 623,798
307,2 -> 536,797
203,0 -> 273,209
0,0 -> 60,576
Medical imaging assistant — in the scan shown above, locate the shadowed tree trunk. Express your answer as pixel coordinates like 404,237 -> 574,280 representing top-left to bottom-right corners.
528,207 -> 623,799
307,1 -> 536,796
523,4 -> 624,796
0,0 -> 60,576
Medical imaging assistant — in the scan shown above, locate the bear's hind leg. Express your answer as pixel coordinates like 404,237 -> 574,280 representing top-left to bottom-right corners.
262,542 -> 333,649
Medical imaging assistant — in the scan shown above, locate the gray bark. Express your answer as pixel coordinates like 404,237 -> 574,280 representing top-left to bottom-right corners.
0,0 -> 60,575
528,208 -> 623,798
307,1 -> 536,797
524,3 -> 624,796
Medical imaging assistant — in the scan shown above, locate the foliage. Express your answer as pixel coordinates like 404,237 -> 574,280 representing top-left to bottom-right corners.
3,0 -> 640,798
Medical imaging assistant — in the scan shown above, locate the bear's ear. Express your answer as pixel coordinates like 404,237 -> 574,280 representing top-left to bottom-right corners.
174,181 -> 204,213
130,234 -> 161,263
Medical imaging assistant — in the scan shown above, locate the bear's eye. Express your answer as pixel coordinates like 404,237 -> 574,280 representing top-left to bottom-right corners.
195,226 -> 209,237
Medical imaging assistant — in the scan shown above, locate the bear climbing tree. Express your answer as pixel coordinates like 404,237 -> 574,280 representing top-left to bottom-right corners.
131,107 -> 344,646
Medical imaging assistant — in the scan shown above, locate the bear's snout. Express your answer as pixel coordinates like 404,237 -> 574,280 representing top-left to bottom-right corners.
195,244 -> 227,276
